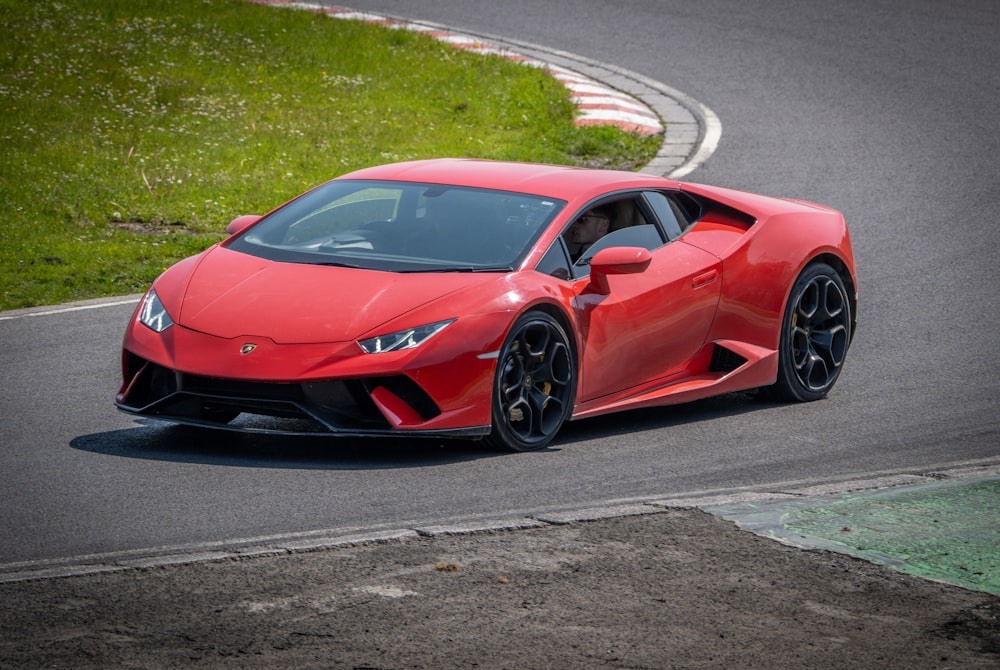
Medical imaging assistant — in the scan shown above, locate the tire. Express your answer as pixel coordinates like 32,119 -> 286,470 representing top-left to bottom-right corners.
485,312 -> 576,452
763,262 -> 852,402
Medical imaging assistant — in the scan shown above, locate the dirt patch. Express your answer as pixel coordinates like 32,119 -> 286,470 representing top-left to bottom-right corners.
1,510 -> 998,668
110,221 -> 192,235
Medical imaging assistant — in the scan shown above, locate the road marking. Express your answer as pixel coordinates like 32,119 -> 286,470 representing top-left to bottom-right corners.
0,297 -> 139,322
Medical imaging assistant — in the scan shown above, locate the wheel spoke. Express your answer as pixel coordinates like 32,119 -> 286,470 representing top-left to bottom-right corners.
521,323 -> 551,358
797,280 -> 820,320
810,324 -> 848,369
818,278 -> 844,320
791,326 -> 811,368
526,386 -> 564,435
499,356 -> 524,400
504,396 -> 531,438
802,352 -> 830,390
531,340 -> 572,387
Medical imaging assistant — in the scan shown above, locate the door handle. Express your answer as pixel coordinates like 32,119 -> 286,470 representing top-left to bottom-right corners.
692,269 -> 719,289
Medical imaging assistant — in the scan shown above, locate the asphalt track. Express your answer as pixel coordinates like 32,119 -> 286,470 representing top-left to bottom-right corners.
1,0 -> 999,593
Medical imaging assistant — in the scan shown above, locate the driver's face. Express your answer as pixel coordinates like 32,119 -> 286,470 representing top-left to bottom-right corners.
571,212 -> 608,245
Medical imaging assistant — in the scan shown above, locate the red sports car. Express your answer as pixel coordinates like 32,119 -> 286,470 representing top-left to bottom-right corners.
116,159 -> 857,451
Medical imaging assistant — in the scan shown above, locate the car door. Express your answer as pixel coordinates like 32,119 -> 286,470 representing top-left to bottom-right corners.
571,192 -> 722,402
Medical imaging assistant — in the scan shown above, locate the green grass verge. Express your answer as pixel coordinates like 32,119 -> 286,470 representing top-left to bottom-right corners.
0,0 -> 660,310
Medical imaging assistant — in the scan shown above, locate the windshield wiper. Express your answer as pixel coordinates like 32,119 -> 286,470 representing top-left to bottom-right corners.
399,266 -> 514,274
470,266 -> 514,273
291,259 -> 363,269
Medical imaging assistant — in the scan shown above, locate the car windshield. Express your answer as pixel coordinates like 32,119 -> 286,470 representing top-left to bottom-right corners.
225,179 -> 565,272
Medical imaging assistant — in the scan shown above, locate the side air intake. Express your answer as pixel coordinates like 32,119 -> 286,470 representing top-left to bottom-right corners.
708,344 -> 748,373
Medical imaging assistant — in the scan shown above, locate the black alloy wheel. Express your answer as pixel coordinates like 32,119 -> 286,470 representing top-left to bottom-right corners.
765,262 -> 852,402
486,312 -> 576,452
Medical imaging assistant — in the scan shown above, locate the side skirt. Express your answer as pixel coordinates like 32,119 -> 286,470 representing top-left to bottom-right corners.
570,340 -> 777,420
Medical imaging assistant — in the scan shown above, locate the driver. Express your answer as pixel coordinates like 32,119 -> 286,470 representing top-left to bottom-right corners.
569,205 -> 614,262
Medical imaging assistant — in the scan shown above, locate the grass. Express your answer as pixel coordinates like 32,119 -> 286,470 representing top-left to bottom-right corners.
0,0 -> 660,310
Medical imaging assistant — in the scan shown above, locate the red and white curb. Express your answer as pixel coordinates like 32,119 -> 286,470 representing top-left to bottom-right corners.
248,1 -> 663,137
546,64 -> 664,135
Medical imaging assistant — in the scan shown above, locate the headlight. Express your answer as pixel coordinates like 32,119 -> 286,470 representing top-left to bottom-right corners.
358,319 -> 455,354
138,289 -> 174,333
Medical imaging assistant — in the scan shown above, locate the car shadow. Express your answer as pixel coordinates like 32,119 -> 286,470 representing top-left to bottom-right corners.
556,391 -> 770,443
71,392 -> 773,470
69,420 -> 501,470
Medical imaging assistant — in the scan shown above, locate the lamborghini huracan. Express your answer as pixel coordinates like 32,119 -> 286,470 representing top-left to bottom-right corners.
116,159 -> 858,451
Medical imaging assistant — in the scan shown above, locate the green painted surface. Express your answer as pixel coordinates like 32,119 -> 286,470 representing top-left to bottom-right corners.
708,477 -> 1000,597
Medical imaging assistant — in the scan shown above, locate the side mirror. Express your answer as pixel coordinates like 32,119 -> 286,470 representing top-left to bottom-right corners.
226,214 -> 262,236
585,246 -> 652,295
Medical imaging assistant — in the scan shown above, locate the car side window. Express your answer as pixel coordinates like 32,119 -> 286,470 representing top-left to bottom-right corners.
643,191 -> 684,240
560,194 -> 668,277
644,190 -> 703,237
536,241 -> 573,280
573,225 -> 665,269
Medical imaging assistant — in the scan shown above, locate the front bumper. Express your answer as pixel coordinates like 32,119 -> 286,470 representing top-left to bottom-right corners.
116,318 -> 504,438
116,352 -> 489,438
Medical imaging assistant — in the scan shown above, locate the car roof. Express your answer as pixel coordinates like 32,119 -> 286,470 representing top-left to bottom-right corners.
337,158 -> 678,201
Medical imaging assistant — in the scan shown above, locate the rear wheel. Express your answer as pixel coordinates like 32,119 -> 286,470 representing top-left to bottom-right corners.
764,262 -> 851,402
486,312 -> 575,452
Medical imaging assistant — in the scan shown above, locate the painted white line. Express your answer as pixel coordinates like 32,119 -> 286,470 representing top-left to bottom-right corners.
578,109 -> 664,131
571,94 -> 656,113
325,10 -> 390,21
0,297 -> 139,322
671,102 -> 721,179
565,82 -> 633,97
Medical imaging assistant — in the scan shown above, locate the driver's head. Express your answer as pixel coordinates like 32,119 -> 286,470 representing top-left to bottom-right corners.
570,205 -> 613,246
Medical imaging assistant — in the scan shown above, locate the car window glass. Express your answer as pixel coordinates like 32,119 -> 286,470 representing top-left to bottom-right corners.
227,180 -> 565,273
536,241 -> 572,280
643,191 -> 684,240
573,224 -> 665,273
282,189 -> 400,245
672,191 -> 703,229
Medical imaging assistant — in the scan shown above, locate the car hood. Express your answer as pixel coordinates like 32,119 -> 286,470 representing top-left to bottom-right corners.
173,246 -> 493,344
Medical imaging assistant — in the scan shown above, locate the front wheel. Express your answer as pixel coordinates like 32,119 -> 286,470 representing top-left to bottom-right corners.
763,262 -> 852,402
485,312 -> 576,452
